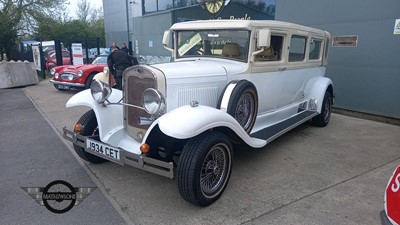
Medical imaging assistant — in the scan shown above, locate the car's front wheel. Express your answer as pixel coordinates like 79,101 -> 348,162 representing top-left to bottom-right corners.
73,110 -> 107,164
177,131 -> 233,206
85,73 -> 97,89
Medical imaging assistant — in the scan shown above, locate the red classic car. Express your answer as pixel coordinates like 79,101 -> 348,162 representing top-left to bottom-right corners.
50,54 -> 109,91
45,50 -> 72,70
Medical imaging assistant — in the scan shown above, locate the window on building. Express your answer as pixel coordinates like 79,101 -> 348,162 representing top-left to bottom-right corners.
142,0 -> 276,16
144,0 -> 198,13
159,0 -> 173,10
144,0 -> 157,13
309,39 -> 322,60
289,35 -> 306,62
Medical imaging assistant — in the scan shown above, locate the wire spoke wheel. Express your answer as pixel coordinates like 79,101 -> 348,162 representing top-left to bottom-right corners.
218,80 -> 258,134
234,92 -> 255,131
200,143 -> 229,197
177,131 -> 233,206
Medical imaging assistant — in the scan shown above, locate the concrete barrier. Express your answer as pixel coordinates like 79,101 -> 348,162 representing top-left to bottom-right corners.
0,60 -> 39,89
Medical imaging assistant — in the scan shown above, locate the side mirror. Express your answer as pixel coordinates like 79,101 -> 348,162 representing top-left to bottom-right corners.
251,29 -> 271,62
162,30 -> 173,53
162,30 -> 170,46
257,29 -> 271,48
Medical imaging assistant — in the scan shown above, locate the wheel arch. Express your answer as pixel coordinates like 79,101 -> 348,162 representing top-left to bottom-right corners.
85,71 -> 99,88
65,89 -> 124,142
304,77 -> 334,113
144,123 -> 245,160
147,105 -> 266,149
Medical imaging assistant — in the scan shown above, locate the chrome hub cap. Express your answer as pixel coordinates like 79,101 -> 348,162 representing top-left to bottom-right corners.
235,92 -> 254,130
200,143 -> 230,198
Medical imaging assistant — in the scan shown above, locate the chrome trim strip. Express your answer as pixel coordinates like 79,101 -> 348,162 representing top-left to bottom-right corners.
63,127 -> 174,179
49,80 -> 85,87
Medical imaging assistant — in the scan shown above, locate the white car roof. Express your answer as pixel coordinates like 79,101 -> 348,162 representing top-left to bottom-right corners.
170,20 -> 327,36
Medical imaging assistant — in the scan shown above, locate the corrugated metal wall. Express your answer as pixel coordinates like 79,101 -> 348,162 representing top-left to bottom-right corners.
276,0 -> 400,119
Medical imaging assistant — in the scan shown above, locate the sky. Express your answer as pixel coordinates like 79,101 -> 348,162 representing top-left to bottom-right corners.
67,0 -> 103,18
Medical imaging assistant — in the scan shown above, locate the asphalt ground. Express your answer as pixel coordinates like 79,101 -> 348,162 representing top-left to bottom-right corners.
11,79 -> 400,224
0,88 -> 128,225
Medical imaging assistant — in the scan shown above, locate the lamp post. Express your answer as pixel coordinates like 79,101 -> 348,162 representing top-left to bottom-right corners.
125,0 -> 130,54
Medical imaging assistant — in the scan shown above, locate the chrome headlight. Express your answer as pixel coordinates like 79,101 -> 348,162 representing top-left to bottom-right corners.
55,73 -> 59,79
90,80 -> 112,104
103,67 -> 109,74
50,68 -> 56,75
143,88 -> 165,115
77,70 -> 83,77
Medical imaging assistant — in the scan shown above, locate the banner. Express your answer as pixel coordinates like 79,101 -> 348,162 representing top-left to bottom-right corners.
72,43 -> 84,65
32,45 -> 41,71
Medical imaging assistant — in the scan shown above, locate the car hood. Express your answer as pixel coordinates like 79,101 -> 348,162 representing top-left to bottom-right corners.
150,59 -> 247,79
56,64 -> 105,72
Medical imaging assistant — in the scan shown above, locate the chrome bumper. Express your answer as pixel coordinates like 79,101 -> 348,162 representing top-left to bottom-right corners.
63,127 -> 174,179
50,80 -> 85,87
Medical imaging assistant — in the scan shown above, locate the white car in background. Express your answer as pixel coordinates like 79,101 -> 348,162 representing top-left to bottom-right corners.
63,20 -> 333,206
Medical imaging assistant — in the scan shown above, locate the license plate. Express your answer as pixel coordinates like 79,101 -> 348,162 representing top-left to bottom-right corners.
86,139 -> 121,161
57,85 -> 70,90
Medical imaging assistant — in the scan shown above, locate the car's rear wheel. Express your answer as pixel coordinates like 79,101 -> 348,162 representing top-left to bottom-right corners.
73,110 -> 107,164
177,131 -> 233,206
311,91 -> 332,127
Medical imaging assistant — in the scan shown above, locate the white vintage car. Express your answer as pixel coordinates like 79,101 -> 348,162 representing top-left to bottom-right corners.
63,20 -> 333,206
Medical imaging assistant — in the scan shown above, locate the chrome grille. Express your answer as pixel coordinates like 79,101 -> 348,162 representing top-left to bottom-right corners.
124,66 -> 157,141
60,73 -> 78,81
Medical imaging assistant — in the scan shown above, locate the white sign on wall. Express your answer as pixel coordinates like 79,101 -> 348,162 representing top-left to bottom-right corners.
394,19 -> 400,35
32,45 -> 41,71
72,43 -> 84,65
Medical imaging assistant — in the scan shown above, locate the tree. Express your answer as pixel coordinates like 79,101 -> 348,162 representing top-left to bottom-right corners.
77,0 -> 91,22
0,0 -> 66,59
33,4 -> 105,51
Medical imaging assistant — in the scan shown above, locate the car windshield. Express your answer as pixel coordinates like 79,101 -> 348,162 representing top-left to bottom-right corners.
92,56 -> 107,64
49,51 -> 69,58
176,29 -> 250,62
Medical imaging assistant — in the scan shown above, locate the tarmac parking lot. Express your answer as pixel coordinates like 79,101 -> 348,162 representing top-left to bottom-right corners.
20,79 -> 400,225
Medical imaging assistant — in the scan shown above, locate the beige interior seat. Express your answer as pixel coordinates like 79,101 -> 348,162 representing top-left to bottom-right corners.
222,43 -> 241,58
256,46 -> 278,61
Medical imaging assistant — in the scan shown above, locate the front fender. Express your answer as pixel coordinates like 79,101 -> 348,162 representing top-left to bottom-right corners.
151,105 -> 266,148
93,71 -> 109,84
66,89 -> 125,145
304,77 -> 333,113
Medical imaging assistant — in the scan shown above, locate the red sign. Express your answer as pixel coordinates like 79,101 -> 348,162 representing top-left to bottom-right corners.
385,165 -> 400,225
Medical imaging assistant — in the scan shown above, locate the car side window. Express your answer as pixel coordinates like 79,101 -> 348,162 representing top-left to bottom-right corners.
255,35 -> 283,62
289,35 -> 307,62
309,39 -> 322,60
62,51 -> 70,57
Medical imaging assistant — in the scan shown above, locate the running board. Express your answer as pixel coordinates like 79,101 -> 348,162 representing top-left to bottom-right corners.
250,110 -> 318,143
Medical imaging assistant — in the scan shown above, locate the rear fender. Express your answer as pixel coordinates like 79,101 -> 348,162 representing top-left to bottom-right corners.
147,105 -> 266,148
304,77 -> 334,113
